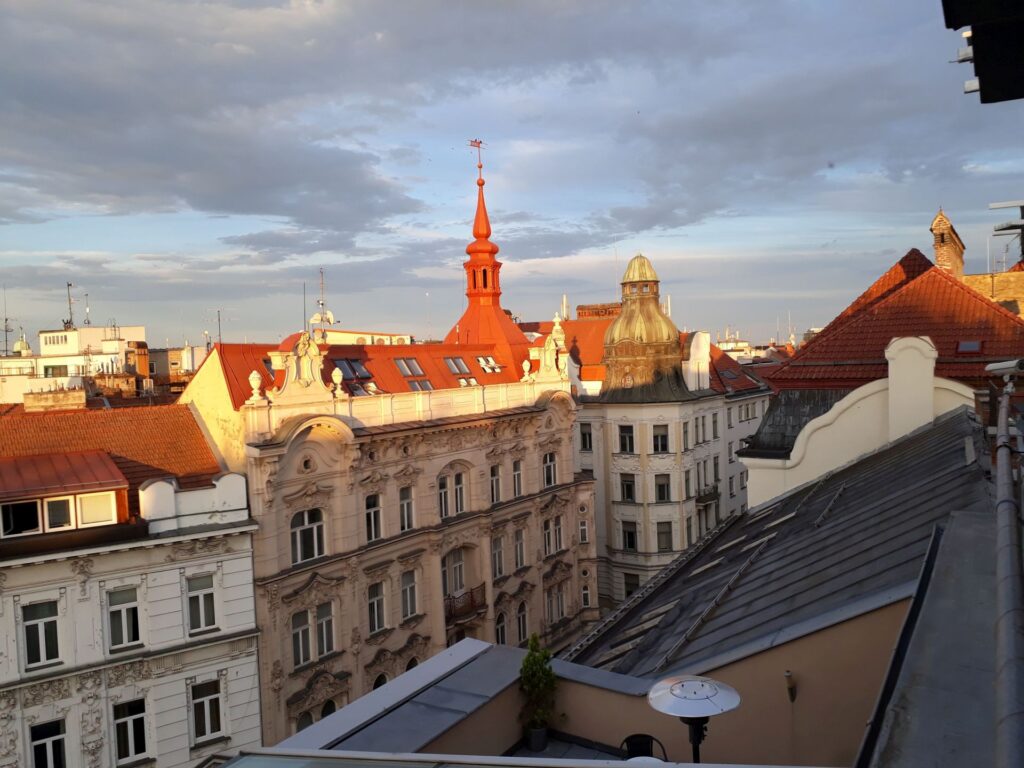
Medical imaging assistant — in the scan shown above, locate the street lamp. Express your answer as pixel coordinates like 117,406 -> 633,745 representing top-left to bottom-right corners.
648,674 -> 741,763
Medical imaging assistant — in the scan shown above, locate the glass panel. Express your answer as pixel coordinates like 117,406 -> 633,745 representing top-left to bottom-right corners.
2,500 -> 40,536
78,493 -> 115,525
189,574 -> 214,592
45,498 -> 73,529
24,602 -> 58,621
109,588 -> 136,606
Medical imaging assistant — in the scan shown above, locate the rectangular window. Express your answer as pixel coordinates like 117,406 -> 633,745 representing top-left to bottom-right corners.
438,476 -> 450,518
578,520 -> 589,544
727,407 -> 734,428
316,602 -> 334,657
442,549 -> 465,596
368,582 -> 386,633
655,474 -> 671,503
512,460 -> 523,498
686,516 -> 693,547
444,356 -> 471,375
685,469 -> 693,499
187,574 -> 217,635
23,601 -> 60,668
623,573 -> 640,598
454,472 -> 466,514
292,611 -> 311,667
620,473 -> 636,503
712,413 -> 719,439
1,499 -> 41,537
476,355 -> 501,373
542,453 -> 557,488
43,365 -> 68,378
618,425 -> 634,454
728,441 -> 735,462
729,476 -> 736,497
78,491 -> 116,527
582,584 -> 591,608
114,699 -> 147,764
191,680 -> 223,743
491,535 -> 504,578
579,423 -> 593,452
621,521 -> 638,552
657,521 -> 673,552
543,519 -> 553,556
517,605 -> 528,643
108,587 -> 140,651
395,357 -> 424,376
741,470 -> 747,489
554,516 -> 563,551
44,497 -> 74,531
399,486 -> 414,532
408,379 -> 433,391
365,494 -> 382,542
546,583 -> 566,623
401,571 -> 417,620
489,465 -> 501,505
701,415 -> 708,443
514,529 -> 526,569
683,422 -> 690,450
30,719 -> 65,768
653,424 -> 669,453
714,456 -> 720,482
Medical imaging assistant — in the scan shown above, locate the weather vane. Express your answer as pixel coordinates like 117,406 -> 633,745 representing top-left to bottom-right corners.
468,138 -> 485,177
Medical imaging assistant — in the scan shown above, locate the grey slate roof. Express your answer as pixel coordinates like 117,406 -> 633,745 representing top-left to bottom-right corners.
738,388 -> 851,458
564,406 -> 991,677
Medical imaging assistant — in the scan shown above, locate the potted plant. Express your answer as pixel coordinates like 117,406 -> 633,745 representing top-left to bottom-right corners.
519,633 -> 557,751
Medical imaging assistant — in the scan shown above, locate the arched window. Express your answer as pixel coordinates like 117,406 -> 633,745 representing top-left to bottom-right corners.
320,699 -> 336,719
482,269 -> 488,288
516,601 -> 528,644
290,509 -> 324,564
472,271 -> 478,289
441,549 -> 465,596
495,611 -> 507,645
373,674 -> 388,690
296,711 -> 313,732
406,657 -> 419,671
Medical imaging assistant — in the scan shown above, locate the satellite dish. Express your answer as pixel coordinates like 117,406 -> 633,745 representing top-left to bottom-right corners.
648,675 -> 740,764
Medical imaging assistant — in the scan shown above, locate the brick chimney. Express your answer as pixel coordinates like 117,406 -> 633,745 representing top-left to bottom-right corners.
24,388 -> 87,412
930,208 -> 965,279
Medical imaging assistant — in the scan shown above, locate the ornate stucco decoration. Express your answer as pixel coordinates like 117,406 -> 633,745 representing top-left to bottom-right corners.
70,557 -> 93,599
286,668 -> 351,717
274,331 -> 327,392
484,445 -> 504,461
539,493 -> 570,517
393,463 -> 424,482
363,633 -> 430,682
260,583 -> 281,630
509,441 -> 527,460
22,679 -> 71,708
359,469 -> 391,495
164,536 -> 229,562
538,434 -> 562,451
543,559 -> 574,585
0,691 -> 17,765
282,573 -> 346,610
397,548 -> 425,566
282,481 -> 333,515
106,660 -> 153,688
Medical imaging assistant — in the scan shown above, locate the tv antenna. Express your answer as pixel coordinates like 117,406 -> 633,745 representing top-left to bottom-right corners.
83,293 -> 92,325
990,200 -> 1024,264
63,282 -> 76,330
1,286 -> 14,357
648,674 -> 741,763
309,267 -> 335,338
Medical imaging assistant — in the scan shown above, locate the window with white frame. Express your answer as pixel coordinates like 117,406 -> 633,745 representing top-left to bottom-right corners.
316,602 -> 334,657
729,476 -> 735,497
655,474 -> 671,503
441,549 -> 465,596
546,582 -> 565,623
579,519 -> 589,544
187,574 -> 216,635
542,452 -> 556,488
554,516 -> 563,551
514,528 -> 526,569
113,699 -> 147,764
727,406 -> 734,428
44,497 -> 74,531
399,486 -> 414,532
543,519 -> 553,556
292,610 -> 311,667
512,460 -> 523,498
728,441 -> 735,462
365,494 -> 382,542
30,719 -> 65,768
621,521 -> 638,552
1,499 -> 40,537
685,469 -> 693,499
516,601 -> 528,643
491,535 -> 504,578
652,424 -> 669,453
437,475 -> 450,518
582,584 -> 592,608
476,355 -> 501,373
489,465 -> 501,505
191,679 -> 223,743
657,521 -> 673,552
78,491 -> 117,527
401,570 -> 417,619
290,508 -> 324,564
368,582 -> 386,634
108,587 -> 141,651
620,473 -> 636,502
618,424 -> 634,454
495,611 -> 507,644
23,600 -> 60,669
454,472 -> 466,514
712,413 -> 720,439
683,421 -> 690,450
579,422 -> 593,452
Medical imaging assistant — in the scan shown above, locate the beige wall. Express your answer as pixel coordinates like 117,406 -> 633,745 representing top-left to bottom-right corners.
179,348 -> 248,472
964,271 -> 1024,316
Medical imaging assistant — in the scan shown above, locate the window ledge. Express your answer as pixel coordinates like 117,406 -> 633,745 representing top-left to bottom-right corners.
492,574 -> 510,588
116,757 -> 156,768
110,642 -> 145,655
400,613 -> 426,630
513,565 -> 532,577
190,734 -> 230,754
188,627 -> 220,639
24,660 -> 63,673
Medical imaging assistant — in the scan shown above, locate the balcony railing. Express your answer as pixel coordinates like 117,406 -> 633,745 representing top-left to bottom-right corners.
444,582 -> 486,622
696,484 -> 720,504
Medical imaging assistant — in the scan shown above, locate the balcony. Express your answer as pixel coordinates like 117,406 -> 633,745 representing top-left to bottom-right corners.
444,582 -> 486,623
696,483 -> 720,504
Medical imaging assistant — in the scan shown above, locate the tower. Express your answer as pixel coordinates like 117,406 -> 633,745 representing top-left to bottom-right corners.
444,148 -> 530,366
930,208 -> 965,279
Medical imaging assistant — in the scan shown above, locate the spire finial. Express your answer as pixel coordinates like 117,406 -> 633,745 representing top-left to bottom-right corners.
466,139 -> 499,257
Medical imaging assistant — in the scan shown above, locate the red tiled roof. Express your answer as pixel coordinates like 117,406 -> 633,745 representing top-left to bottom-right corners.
0,405 -> 222,512
0,450 -> 127,503
709,344 -> 764,394
768,250 -> 1024,389
1009,260 -> 1024,273
203,343 -> 277,411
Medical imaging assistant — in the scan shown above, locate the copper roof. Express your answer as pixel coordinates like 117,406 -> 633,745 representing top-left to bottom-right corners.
0,450 -> 127,503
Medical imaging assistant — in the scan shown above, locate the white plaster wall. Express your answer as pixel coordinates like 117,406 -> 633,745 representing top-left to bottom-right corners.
141,473 -> 249,533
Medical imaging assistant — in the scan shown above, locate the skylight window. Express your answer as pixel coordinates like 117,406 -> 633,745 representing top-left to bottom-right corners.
445,357 -> 471,375
476,355 -> 501,373
395,358 -> 424,377
333,359 -> 372,380
722,370 -> 738,380
408,380 -> 433,392
957,340 -> 982,353
458,377 -> 479,387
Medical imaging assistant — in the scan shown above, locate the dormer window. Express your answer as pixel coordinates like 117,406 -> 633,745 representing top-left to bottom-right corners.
476,356 -> 501,373
395,358 -> 424,377
0,491 -> 116,539
333,359 -> 372,380
957,340 -> 982,353
444,357 -> 471,375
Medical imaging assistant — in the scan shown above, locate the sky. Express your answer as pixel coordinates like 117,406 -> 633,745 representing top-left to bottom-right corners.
2,0 -> 1023,349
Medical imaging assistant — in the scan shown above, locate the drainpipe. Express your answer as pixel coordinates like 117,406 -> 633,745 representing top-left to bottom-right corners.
994,379 -> 1024,768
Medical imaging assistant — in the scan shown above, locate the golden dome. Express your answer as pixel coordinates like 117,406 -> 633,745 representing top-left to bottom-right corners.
621,253 -> 659,284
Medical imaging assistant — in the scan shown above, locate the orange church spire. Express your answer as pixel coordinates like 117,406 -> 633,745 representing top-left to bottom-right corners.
467,139 -> 499,258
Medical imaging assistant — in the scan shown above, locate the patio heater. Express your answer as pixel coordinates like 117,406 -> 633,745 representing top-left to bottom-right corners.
647,674 -> 741,764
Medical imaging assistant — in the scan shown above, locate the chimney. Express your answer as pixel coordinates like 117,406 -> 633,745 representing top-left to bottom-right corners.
24,388 -> 87,413
930,209 -> 965,279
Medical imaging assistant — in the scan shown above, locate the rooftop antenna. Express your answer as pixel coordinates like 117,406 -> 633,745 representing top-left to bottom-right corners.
83,293 -> 91,325
63,282 -> 76,330
309,267 -> 335,339
303,281 -> 307,331
1,286 -> 13,357
648,674 -> 741,763
989,200 -> 1024,263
